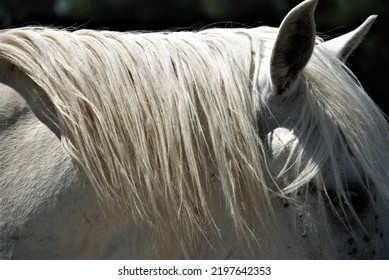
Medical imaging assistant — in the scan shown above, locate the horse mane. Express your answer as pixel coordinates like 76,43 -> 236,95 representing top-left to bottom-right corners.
0,26 -> 388,257
0,26 -> 277,257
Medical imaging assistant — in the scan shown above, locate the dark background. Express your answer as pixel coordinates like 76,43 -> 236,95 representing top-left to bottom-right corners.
0,0 -> 387,115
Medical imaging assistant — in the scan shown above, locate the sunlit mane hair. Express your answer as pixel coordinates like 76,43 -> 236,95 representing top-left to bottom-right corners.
0,26 -> 388,257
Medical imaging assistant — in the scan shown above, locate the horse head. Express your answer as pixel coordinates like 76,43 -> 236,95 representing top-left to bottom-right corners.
261,0 -> 388,258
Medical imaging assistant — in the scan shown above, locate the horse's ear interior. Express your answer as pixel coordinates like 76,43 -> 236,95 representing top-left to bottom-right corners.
270,0 -> 317,94
322,15 -> 377,62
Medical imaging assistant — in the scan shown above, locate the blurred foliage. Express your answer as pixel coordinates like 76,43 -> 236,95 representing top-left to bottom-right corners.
0,0 -> 387,113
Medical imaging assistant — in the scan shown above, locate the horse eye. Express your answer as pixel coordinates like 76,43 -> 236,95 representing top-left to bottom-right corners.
346,183 -> 371,213
324,183 -> 371,216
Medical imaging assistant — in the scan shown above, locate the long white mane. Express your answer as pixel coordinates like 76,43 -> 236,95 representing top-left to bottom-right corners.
0,24 -> 387,257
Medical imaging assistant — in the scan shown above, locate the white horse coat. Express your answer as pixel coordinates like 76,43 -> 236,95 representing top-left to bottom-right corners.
1,0 -> 388,259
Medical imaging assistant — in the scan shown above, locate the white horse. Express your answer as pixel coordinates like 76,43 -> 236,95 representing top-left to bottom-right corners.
0,0 -> 388,259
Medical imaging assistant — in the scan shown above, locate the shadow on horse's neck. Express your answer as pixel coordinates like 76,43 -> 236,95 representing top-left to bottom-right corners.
0,60 -> 60,138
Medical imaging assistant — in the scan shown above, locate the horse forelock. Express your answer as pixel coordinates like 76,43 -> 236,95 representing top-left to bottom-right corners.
277,41 -> 389,231
309,43 -> 387,188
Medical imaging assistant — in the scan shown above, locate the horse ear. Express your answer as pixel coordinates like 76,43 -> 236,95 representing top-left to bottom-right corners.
322,15 -> 377,62
270,0 -> 317,94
